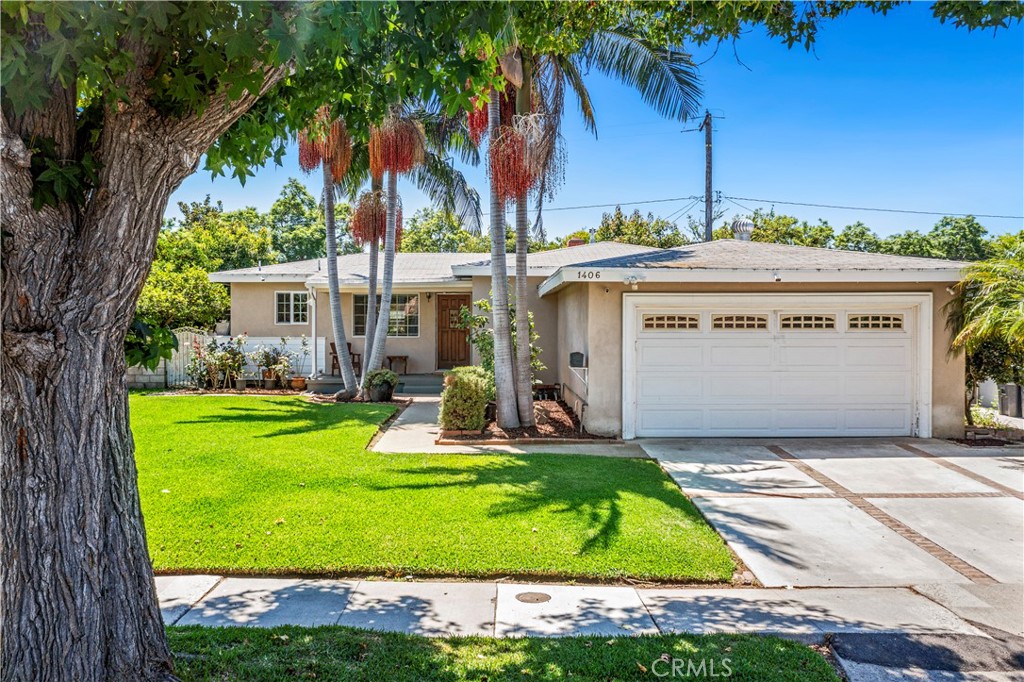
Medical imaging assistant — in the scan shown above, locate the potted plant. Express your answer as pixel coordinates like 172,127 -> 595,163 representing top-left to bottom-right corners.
363,368 -> 398,402
248,344 -> 282,389
290,336 -> 310,390
220,335 -> 247,390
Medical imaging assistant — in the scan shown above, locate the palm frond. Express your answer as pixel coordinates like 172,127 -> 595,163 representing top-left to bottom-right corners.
552,55 -> 597,135
413,150 -> 483,234
578,28 -> 703,122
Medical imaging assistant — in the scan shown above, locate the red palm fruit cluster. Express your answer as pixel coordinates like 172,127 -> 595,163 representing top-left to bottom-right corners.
350,190 -> 403,248
368,116 -> 425,180
489,125 -> 535,204
298,106 -> 352,182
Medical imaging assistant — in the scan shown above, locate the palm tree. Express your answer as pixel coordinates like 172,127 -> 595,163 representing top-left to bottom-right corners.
339,104 -> 482,384
947,254 -> 1024,423
477,27 -> 703,427
298,109 -> 358,397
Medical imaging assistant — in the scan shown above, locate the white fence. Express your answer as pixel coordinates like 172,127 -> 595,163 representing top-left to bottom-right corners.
126,331 -> 324,389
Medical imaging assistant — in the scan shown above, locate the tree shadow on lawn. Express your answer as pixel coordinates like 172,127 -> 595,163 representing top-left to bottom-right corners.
368,454 -> 721,560
174,400 -> 394,440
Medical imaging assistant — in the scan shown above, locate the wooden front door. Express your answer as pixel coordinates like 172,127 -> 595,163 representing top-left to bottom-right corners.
436,294 -> 471,369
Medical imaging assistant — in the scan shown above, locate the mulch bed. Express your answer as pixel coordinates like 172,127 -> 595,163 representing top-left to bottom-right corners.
442,400 -> 611,442
950,437 -> 1017,447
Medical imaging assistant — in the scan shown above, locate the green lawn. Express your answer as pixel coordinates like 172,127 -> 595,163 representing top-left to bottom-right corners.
168,626 -> 838,682
134,395 -> 734,581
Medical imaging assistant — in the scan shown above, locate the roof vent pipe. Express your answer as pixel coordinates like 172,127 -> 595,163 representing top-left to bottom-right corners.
588,228 -> 596,244
731,217 -> 754,241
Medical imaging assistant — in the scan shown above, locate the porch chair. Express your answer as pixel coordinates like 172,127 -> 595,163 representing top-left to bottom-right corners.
329,342 -> 362,376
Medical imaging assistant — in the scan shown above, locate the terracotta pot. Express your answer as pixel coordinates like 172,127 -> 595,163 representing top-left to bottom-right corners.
290,377 -> 307,391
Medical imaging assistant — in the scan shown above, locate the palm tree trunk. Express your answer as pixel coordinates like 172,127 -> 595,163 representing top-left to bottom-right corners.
364,232 -> 379,379
514,196 -> 534,426
514,53 -> 535,427
488,87 -> 521,429
365,170 -> 398,375
323,160 -> 357,397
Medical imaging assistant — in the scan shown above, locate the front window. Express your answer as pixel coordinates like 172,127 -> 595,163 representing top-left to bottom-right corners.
354,294 -> 419,337
275,292 -> 308,324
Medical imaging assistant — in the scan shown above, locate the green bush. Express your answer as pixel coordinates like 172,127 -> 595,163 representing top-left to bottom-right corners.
363,368 -> 398,389
449,365 -> 495,403
439,366 -> 489,431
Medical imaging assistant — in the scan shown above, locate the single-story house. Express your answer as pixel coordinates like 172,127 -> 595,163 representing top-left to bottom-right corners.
210,237 -> 967,439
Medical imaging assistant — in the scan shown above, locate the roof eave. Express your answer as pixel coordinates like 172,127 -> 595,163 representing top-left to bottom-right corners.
538,266 -> 965,297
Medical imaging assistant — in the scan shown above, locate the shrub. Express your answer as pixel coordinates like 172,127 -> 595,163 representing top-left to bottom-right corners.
449,365 -> 495,403
363,368 -> 398,389
439,366 -> 489,431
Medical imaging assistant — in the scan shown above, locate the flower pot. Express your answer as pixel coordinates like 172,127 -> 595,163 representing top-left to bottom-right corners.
234,378 -> 247,390
264,377 -> 278,390
290,377 -> 307,391
367,383 -> 395,402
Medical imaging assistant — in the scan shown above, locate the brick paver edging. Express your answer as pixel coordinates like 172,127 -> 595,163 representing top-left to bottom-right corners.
896,442 -> 1024,500
766,445 -> 998,585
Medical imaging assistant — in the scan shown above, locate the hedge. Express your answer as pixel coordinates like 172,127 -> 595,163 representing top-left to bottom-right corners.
439,366 -> 490,431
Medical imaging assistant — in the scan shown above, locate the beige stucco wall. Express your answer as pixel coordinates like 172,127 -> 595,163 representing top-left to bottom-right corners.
229,282 -> 456,375
229,283 -> 311,337
470,275 -> 559,385
556,284 -> 589,410
558,281 -> 965,439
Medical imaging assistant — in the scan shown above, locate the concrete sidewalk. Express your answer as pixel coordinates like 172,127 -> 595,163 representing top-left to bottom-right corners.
157,574 -> 1005,641
373,397 -> 646,457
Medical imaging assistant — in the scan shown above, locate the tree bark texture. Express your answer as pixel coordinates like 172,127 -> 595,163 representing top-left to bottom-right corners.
1,63 -> 286,681
365,171 -> 398,375
323,160 -> 358,395
487,87 -> 520,429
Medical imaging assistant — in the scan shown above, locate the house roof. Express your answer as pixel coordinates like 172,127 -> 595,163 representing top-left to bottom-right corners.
450,241 -> 661,276
208,241 -> 659,285
538,239 -> 967,296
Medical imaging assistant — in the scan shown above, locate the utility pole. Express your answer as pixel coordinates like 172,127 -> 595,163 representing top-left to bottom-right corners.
698,109 -> 713,242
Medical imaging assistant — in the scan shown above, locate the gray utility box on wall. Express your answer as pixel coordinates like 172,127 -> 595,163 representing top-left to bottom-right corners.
999,384 -> 1022,418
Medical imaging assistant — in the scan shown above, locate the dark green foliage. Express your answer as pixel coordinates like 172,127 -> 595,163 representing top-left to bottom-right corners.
594,206 -> 687,248
363,368 -> 398,389
124,315 -> 177,370
439,367 -> 490,431
458,298 -> 545,380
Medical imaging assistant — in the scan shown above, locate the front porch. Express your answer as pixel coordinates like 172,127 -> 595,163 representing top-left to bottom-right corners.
307,372 -> 445,396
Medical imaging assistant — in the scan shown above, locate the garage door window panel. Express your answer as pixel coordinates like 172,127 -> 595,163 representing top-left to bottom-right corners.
848,314 -> 904,330
711,314 -> 768,330
642,313 -> 699,330
780,314 -> 836,330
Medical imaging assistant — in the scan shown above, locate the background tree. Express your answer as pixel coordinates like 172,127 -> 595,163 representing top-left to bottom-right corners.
157,198 -> 277,271
879,229 -> 937,257
929,215 -> 991,261
834,221 -> 882,252
748,209 -> 835,248
135,265 -> 230,331
593,206 -> 688,247
268,178 -> 359,261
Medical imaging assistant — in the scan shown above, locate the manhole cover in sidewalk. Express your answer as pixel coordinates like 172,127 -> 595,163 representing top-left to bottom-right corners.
515,591 -> 551,604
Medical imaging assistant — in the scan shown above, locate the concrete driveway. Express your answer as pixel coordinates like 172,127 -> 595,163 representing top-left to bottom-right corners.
640,438 -> 1024,591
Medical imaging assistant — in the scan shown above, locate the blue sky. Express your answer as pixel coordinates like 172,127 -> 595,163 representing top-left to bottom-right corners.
167,4 -> 1023,240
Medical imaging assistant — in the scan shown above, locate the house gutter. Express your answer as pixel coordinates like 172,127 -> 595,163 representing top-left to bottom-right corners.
538,266 -> 965,297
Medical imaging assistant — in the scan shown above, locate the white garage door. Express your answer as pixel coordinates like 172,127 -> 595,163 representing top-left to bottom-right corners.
625,294 -> 928,438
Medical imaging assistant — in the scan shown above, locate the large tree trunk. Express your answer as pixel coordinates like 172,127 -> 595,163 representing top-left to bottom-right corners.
513,54 -> 535,427
488,87 -> 521,429
324,160 -> 358,396
365,171 -> 398,375
1,63 -> 286,681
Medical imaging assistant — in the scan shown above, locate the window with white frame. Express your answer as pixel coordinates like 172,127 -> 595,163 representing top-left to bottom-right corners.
354,294 -> 419,337
275,292 -> 308,324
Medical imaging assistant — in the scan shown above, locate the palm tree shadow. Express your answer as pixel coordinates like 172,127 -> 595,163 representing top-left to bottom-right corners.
175,401 -> 392,439
370,454 -> 704,558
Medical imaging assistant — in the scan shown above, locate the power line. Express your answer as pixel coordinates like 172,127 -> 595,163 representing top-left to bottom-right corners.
723,195 -> 1023,220
542,195 -> 700,213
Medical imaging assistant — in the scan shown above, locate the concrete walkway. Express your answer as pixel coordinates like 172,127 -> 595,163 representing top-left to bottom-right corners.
158,575 -> 995,640
372,397 -> 646,457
